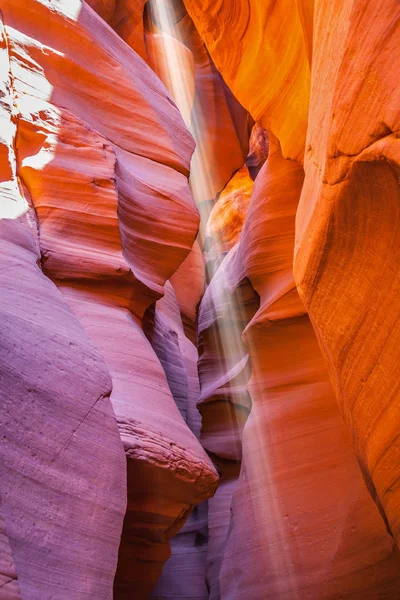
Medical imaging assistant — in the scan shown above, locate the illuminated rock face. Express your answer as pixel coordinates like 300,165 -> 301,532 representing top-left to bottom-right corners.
144,0 -> 249,207
217,139 -> 400,598
294,0 -> 400,553
0,1 -> 217,598
184,0 -> 312,162
2,1 -> 400,599
206,166 -> 254,255
184,0 -> 400,597
0,17 -> 126,600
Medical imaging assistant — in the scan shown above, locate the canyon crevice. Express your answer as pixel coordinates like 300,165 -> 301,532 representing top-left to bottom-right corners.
1,1 -> 400,599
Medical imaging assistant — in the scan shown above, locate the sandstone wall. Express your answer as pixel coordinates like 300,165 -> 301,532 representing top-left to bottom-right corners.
0,1 -> 218,598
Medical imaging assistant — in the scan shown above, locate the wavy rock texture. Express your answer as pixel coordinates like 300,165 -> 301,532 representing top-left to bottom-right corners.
90,0 -> 250,206
3,1 -> 400,599
0,17 -> 126,599
145,0 -> 249,208
197,246 -> 259,597
183,0 -> 312,162
181,1 -> 400,597
294,0 -> 400,552
86,0 -> 148,58
217,138 -> 400,598
206,166 -> 254,257
144,283 -> 209,600
246,122 -> 269,180
1,0 -> 218,598
170,239 -> 205,343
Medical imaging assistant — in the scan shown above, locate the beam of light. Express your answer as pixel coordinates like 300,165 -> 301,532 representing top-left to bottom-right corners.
145,0 -> 248,456
146,0 -> 225,243
145,2 -> 302,596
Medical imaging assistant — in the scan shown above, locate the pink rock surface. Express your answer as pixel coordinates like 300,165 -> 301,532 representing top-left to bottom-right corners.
206,166 -> 254,255
146,283 -> 210,600
0,15 -> 126,599
4,1 -> 400,599
196,247 -> 258,595
170,240 -> 205,344
1,1 -> 218,597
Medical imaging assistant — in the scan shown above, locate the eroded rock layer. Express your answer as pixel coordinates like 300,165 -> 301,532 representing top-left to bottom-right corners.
1,1 -> 218,598
181,0 -> 400,597
218,139 -> 400,599
0,17 -> 126,597
2,0 -> 400,599
294,0 -> 400,552
184,0 -> 311,162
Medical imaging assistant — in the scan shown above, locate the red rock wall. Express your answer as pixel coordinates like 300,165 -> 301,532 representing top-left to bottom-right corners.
184,0 -> 400,596
3,0 -> 400,599
294,0 -> 400,552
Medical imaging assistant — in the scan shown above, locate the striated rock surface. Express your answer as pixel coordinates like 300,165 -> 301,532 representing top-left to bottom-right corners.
206,166 -> 254,256
145,283 -> 210,600
294,0 -> 400,551
183,0 -> 311,162
86,0 -> 148,59
3,0 -> 400,599
217,138 -> 400,598
0,17 -> 126,598
181,1 -> 400,597
170,240 -> 205,344
146,0 -> 249,209
196,247 -> 258,597
1,0 -> 218,598
246,122 -> 269,180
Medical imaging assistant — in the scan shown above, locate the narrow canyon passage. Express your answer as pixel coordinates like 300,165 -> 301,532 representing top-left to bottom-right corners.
144,2 -> 400,598
1,1 -> 400,600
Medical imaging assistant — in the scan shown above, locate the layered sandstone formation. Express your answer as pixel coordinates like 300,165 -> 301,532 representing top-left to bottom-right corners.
1,0 -> 400,599
0,15 -> 126,598
215,138 -> 400,598
294,0 -> 400,552
0,0 -> 218,598
185,0 -> 400,597
144,0 -> 250,231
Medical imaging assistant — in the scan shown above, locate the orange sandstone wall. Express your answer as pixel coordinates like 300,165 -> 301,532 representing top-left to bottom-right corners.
2,0 -> 400,598
184,0 -> 400,596
184,0 -> 311,162
294,0 -> 400,551
218,138 -> 400,598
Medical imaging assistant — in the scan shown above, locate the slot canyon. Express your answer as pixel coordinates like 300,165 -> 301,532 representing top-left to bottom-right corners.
0,0 -> 400,598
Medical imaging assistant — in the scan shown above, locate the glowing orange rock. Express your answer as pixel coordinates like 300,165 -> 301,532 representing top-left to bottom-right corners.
146,1 -> 249,202
218,137 -> 400,598
145,30 -> 196,126
85,0 -> 116,22
294,0 -> 400,552
183,0 -> 311,162
246,122 -> 269,180
206,166 -> 254,254
112,0 -> 148,59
